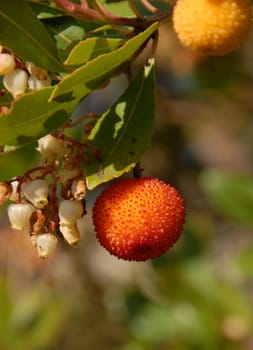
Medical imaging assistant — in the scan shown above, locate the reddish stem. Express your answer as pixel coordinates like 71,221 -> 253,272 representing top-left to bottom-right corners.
64,113 -> 100,128
51,0 -> 171,30
140,0 -> 160,14
49,173 -> 60,230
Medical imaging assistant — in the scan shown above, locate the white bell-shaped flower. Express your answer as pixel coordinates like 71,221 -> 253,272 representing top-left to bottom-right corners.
3,68 -> 28,98
59,200 -> 83,226
28,75 -> 51,90
36,233 -> 58,258
22,179 -> 49,209
25,61 -> 48,80
59,224 -> 81,245
7,203 -> 35,230
0,53 -> 15,75
37,134 -> 65,161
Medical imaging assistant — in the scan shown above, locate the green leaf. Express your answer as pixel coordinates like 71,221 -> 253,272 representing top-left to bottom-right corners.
85,58 -> 155,189
0,0 -> 63,71
101,0 -> 135,16
50,22 -> 158,102
43,16 -> 99,62
0,92 -> 12,107
27,1 -> 65,19
65,37 -> 124,66
199,168 -> 253,228
48,18 -> 86,51
0,87 -> 76,147
0,143 -> 38,181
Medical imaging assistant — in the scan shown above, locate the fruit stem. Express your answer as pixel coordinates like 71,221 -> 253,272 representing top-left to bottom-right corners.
133,162 -> 144,178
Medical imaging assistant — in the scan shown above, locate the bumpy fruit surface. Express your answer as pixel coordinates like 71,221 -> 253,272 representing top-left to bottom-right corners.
92,178 -> 185,261
173,0 -> 252,55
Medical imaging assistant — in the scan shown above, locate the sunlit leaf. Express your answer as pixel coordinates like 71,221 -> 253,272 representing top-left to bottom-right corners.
86,58 -> 155,189
65,37 -> 124,66
0,87 -> 76,147
43,16 -> 99,61
100,0 -> 135,16
51,22 -> 158,102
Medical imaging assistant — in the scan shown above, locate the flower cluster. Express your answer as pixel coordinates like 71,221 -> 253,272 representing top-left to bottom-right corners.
0,133 -> 88,258
0,46 -> 51,98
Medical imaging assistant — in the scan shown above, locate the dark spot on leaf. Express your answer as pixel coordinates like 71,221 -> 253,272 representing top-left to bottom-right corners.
44,110 -> 69,131
129,151 -> 135,156
131,137 -> 137,144
52,91 -> 75,102
16,135 -> 34,145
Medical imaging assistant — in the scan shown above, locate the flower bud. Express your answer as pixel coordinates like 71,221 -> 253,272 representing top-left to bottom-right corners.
3,69 -> 28,98
22,179 -> 49,209
9,180 -> 20,202
28,75 -> 51,90
25,61 -> 48,80
7,203 -> 35,230
59,223 -> 80,245
37,134 -> 65,161
0,53 -> 15,75
59,200 -> 83,225
0,181 -> 12,204
36,233 -> 58,258
71,179 -> 87,200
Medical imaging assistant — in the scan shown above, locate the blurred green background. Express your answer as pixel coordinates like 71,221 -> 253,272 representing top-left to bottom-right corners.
1,21 -> 253,350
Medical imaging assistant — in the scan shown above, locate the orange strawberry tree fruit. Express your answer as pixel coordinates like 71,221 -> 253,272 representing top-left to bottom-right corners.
0,0 -> 251,260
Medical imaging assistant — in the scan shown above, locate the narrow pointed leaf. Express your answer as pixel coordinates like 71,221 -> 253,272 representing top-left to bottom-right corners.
86,59 -> 155,189
0,88 -> 76,147
50,23 -> 158,102
0,0 -> 63,71
65,37 -> 124,66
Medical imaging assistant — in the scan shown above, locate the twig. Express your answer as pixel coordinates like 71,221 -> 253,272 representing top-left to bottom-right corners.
140,0 -> 160,14
51,0 -> 171,30
91,0 -> 115,21
52,0 -> 105,22
128,0 -> 145,19
65,113 -> 100,128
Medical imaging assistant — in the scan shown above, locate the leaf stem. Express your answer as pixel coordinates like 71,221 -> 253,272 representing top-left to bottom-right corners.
128,0 -> 145,19
51,0 -> 171,30
91,0 -> 115,21
140,0 -> 160,14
